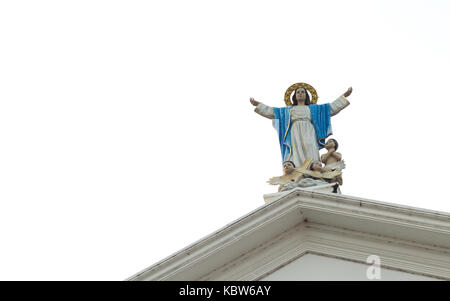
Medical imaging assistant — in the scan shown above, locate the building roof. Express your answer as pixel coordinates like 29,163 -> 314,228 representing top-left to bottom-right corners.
127,188 -> 450,280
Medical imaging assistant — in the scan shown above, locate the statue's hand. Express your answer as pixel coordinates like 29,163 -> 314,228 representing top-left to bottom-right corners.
343,87 -> 352,97
249,97 -> 260,107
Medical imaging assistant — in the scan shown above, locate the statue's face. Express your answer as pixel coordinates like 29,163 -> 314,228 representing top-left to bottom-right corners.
295,88 -> 307,103
311,162 -> 323,171
283,162 -> 295,173
325,140 -> 335,150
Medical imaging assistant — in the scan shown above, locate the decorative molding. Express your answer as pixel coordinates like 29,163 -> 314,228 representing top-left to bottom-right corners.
128,189 -> 450,281
200,223 -> 450,280
127,192 -> 305,280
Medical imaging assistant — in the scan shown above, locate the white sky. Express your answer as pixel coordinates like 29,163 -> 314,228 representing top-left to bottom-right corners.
1,0 -> 450,280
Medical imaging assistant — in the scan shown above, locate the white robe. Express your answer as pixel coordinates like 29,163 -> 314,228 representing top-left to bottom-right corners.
255,96 -> 350,168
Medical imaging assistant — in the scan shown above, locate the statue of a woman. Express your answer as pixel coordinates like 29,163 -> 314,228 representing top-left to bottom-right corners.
250,83 -> 352,168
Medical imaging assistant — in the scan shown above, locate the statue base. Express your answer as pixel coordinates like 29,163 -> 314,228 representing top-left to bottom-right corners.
264,183 -> 341,203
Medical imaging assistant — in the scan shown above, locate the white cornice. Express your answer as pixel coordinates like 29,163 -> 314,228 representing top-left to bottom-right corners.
201,223 -> 450,280
127,188 -> 450,280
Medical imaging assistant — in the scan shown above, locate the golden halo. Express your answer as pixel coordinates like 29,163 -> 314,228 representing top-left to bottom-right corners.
284,82 -> 318,105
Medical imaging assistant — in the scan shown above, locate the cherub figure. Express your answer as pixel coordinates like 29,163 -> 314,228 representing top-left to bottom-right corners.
268,159 -> 342,192
267,161 -> 303,192
320,138 -> 345,185
310,160 -> 324,172
297,160 -> 341,182
295,160 -> 330,188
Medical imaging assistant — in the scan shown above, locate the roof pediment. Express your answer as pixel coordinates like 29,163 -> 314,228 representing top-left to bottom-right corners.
128,188 -> 450,280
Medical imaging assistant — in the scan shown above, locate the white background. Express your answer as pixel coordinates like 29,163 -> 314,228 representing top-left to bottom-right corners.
1,0 -> 449,280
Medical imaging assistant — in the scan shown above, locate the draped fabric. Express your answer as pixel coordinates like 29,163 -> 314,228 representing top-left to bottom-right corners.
255,96 -> 349,167
272,106 -> 293,163
309,103 -> 332,150
272,104 -> 331,163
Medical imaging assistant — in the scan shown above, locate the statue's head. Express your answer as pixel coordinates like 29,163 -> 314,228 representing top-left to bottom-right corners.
325,138 -> 339,151
292,87 -> 311,106
283,161 -> 295,174
310,161 -> 323,172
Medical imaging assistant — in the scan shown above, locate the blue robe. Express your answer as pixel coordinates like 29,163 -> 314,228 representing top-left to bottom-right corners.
272,104 -> 332,163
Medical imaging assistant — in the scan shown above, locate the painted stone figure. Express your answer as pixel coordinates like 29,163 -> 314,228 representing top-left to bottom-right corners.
267,161 -> 303,192
296,160 -> 341,183
267,159 -> 342,192
321,138 -> 345,185
250,83 -> 352,169
295,160 -> 331,188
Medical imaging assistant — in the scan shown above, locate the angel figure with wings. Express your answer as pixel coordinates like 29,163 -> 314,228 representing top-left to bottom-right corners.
268,159 -> 342,192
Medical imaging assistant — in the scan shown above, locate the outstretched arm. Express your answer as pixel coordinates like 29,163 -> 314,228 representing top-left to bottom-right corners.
250,97 -> 275,119
249,97 -> 260,107
343,87 -> 352,98
330,87 -> 352,116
